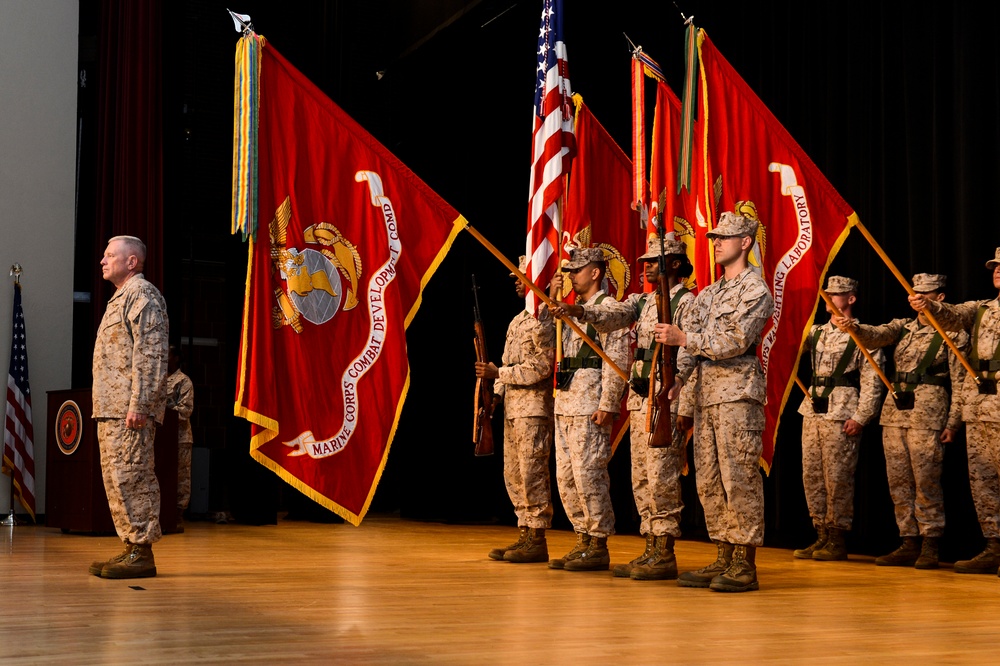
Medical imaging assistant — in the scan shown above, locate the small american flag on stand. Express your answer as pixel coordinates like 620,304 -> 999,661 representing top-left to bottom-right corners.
2,281 -> 36,521
525,0 -> 575,314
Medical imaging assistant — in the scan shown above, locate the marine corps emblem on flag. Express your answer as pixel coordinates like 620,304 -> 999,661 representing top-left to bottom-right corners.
559,225 -> 631,301
233,35 -> 466,525
269,196 -> 363,332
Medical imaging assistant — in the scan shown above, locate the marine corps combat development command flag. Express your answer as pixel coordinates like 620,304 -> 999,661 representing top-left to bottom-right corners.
232,34 -> 465,525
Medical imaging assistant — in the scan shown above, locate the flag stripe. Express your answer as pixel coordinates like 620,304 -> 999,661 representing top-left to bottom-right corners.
3,282 -> 36,520
525,0 -> 574,314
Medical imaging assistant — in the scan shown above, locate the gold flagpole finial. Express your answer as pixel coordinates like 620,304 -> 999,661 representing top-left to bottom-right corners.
9,264 -> 22,284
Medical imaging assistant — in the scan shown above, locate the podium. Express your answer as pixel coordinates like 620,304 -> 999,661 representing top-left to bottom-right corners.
46,389 -> 178,534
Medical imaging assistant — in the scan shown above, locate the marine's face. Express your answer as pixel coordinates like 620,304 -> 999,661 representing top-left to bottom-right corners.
567,263 -> 600,295
825,292 -> 856,316
101,240 -> 135,288
993,264 -> 1000,291
642,259 -> 660,285
514,278 -> 526,299
711,235 -> 745,266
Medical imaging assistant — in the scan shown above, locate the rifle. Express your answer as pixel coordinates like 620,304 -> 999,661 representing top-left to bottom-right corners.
472,275 -> 495,456
646,223 -> 676,448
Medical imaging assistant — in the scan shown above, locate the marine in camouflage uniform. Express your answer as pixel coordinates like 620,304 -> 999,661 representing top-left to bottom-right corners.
166,345 -> 195,531
546,247 -> 630,572
566,236 -> 694,581
656,212 -> 775,593
477,257 -> 555,563
910,248 -> 1000,575
841,274 -> 967,569
90,236 -> 169,579
794,275 -> 885,562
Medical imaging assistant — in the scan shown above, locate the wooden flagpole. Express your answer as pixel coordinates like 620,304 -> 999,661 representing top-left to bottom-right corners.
464,224 -> 629,382
819,289 -> 898,400
852,220 -> 982,386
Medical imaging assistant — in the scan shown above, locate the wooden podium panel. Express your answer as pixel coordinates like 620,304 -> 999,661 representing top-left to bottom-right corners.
46,389 -> 178,534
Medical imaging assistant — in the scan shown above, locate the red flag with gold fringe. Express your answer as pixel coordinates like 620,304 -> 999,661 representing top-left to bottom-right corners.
232,34 -> 465,525
695,30 -> 857,468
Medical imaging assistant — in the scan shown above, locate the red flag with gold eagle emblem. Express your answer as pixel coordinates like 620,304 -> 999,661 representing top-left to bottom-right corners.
695,30 -> 857,469
563,95 -> 645,303
232,34 -> 465,525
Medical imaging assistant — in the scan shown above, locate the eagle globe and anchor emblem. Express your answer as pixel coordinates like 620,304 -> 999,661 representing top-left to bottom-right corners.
268,195 -> 363,332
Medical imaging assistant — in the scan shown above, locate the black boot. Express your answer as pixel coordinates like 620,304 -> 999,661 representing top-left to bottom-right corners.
678,542 -> 734,588
710,544 -> 758,592
875,536 -> 921,567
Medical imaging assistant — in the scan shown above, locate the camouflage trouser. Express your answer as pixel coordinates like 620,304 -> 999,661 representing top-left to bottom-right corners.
693,401 -> 764,546
801,415 -> 860,530
177,439 -> 192,512
882,426 -> 945,537
967,421 -> 1000,539
97,419 -> 162,545
629,402 -> 684,537
554,414 -> 615,537
503,415 -> 553,529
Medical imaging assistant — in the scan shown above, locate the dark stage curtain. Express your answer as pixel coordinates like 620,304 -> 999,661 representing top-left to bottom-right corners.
73,1 -> 1000,549
94,0 -> 164,318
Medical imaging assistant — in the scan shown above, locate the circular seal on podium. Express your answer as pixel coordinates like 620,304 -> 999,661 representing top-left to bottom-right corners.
54,400 -> 83,455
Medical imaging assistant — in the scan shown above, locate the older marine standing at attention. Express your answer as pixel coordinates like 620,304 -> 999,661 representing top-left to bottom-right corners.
655,211 -> 775,593
834,274 -> 967,569
910,249 -> 1000,575
89,235 -> 169,579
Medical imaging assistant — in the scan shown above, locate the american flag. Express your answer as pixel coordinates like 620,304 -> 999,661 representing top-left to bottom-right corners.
525,0 -> 575,314
2,283 -> 35,520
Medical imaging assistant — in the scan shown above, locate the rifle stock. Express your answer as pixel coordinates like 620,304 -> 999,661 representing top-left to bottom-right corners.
647,229 -> 676,449
472,276 -> 494,456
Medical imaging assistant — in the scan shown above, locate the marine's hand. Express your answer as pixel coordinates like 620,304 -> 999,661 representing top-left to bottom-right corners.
908,293 -> 930,313
550,303 -> 584,319
126,412 -> 149,430
475,361 -> 499,379
655,323 -> 686,347
831,315 -> 855,332
591,410 -> 613,427
549,274 -> 564,300
843,419 -> 862,437
941,427 -> 956,444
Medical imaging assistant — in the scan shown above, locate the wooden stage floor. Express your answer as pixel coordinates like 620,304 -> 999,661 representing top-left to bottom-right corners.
2,514 -> 999,664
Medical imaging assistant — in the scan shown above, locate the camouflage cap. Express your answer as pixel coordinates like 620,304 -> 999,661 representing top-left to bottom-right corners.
912,273 -> 946,292
638,234 -> 688,261
987,247 -> 1000,270
510,255 -> 527,277
706,212 -> 759,238
562,247 -> 606,271
825,275 -> 858,294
